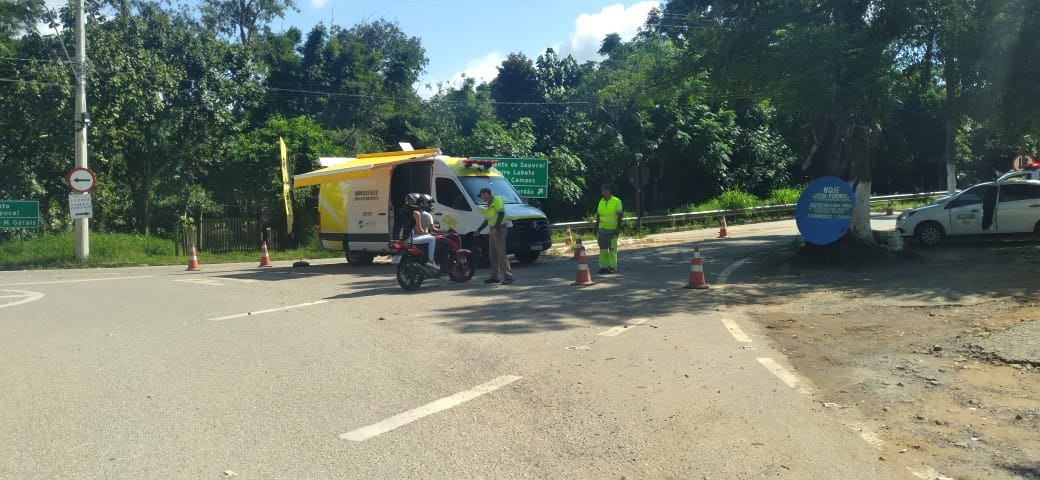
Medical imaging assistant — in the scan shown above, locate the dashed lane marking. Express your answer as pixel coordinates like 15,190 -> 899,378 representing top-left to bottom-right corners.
721,318 -> 752,343
340,375 -> 522,442
757,357 -> 811,394
597,318 -> 650,337
207,300 -> 329,321
0,275 -> 153,287
174,278 -> 224,286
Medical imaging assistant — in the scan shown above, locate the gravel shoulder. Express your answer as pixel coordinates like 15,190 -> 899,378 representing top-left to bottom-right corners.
733,241 -> 1040,480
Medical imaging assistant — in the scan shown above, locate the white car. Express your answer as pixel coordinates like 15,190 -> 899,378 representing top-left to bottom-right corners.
897,179 -> 1040,246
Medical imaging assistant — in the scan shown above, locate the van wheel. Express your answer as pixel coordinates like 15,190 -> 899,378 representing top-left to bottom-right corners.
345,251 -> 375,265
514,251 -> 540,264
914,222 -> 945,246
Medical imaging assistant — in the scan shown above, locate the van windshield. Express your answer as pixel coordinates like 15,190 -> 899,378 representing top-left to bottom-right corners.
459,177 -> 526,204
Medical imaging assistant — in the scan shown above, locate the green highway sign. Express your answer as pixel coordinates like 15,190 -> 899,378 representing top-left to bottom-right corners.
0,200 -> 40,228
480,157 -> 549,198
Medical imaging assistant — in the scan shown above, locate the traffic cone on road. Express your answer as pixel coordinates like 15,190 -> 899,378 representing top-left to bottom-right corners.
573,237 -> 584,260
684,247 -> 709,290
886,200 -> 894,216
572,247 -> 595,286
565,227 -> 573,246
718,215 -> 729,238
258,241 -> 273,268
186,246 -> 201,272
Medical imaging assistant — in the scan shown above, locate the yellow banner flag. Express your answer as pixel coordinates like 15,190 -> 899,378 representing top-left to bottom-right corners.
279,137 -> 293,235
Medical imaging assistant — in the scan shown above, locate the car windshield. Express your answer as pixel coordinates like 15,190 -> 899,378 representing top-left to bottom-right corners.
459,176 -> 525,204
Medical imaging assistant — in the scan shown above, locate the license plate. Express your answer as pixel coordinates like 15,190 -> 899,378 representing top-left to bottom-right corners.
392,255 -> 402,264
530,244 -> 543,251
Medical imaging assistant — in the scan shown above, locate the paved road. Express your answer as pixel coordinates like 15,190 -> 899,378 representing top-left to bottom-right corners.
0,217 -> 911,479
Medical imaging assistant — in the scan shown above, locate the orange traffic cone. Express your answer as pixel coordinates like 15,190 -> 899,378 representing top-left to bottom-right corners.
258,241 -> 273,268
565,227 -> 573,246
572,247 -> 595,286
573,237 -> 584,260
684,247 -> 709,290
718,215 -> 729,238
186,246 -> 201,271
886,200 -> 894,216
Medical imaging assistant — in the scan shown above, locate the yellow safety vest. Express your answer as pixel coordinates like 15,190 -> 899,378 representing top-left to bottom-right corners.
597,196 -> 623,230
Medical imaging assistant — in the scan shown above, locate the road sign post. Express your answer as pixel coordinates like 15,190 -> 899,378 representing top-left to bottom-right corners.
479,158 -> 549,198
0,201 -> 40,229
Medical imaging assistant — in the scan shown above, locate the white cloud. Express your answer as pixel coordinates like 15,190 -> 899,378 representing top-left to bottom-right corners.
310,0 -> 329,8
557,1 -> 660,62
418,51 -> 503,98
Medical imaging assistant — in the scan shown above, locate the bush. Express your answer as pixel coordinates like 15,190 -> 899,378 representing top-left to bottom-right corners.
766,187 -> 803,205
715,189 -> 761,211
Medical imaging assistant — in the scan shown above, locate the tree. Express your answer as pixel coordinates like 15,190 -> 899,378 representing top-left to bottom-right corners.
200,0 -> 296,46
489,53 -> 540,125
660,0 -> 910,244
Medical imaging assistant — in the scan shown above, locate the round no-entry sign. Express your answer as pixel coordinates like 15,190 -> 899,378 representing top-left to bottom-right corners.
67,167 -> 96,193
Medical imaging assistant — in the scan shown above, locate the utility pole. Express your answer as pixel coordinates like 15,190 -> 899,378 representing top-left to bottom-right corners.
73,0 -> 89,258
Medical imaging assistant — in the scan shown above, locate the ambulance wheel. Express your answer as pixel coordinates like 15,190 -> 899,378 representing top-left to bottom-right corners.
345,250 -> 375,266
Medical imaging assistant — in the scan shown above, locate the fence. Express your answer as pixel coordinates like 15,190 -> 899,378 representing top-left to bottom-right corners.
198,218 -> 279,253
550,191 -> 946,232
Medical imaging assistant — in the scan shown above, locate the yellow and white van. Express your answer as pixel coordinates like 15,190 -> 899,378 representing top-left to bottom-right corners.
293,148 -> 552,265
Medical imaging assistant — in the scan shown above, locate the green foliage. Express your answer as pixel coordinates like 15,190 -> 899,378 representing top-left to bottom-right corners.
2,0 -> 1040,257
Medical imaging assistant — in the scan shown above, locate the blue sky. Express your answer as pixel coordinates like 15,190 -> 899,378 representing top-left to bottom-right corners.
276,0 -> 660,96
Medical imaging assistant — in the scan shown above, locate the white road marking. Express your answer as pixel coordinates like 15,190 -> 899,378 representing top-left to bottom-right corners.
757,357 -> 811,394
717,258 -> 750,284
846,421 -> 885,447
207,300 -> 329,321
721,318 -> 752,343
597,318 -> 650,337
0,275 -> 153,287
908,466 -> 952,480
340,375 -> 522,442
0,290 -> 44,309
174,278 -> 224,286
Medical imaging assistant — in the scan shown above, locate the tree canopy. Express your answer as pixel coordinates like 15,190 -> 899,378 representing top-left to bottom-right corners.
1,0 -> 1037,241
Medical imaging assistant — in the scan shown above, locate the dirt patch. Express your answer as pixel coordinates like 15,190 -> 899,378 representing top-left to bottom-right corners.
740,243 -> 1040,479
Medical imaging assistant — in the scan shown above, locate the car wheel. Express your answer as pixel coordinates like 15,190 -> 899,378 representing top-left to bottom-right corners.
914,222 -> 945,246
345,250 -> 376,266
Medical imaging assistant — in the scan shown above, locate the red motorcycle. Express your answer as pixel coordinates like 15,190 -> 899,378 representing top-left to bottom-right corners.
390,230 -> 476,291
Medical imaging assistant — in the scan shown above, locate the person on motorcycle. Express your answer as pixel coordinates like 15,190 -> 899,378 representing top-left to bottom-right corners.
406,193 -> 440,269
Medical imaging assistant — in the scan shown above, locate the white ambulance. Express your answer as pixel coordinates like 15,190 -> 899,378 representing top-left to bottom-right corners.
292,148 -> 552,265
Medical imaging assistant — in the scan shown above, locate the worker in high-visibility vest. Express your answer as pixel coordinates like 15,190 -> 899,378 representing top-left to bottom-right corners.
593,184 -> 623,274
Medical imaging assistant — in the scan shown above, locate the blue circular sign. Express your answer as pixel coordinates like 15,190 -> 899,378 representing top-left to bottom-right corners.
795,176 -> 856,245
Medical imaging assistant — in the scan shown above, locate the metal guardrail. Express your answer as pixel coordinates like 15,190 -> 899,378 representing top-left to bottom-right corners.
550,191 -> 947,231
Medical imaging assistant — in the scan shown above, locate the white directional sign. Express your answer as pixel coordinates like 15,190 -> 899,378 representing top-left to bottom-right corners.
67,167 -> 96,193
69,193 -> 93,219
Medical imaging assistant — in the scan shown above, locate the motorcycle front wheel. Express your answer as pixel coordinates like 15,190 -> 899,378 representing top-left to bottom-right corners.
448,254 -> 476,283
396,256 -> 425,291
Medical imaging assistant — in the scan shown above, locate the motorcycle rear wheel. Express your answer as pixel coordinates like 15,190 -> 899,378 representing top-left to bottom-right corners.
396,256 -> 425,291
449,255 -> 476,283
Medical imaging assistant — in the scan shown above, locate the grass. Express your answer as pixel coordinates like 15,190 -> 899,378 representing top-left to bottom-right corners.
870,198 -> 935,212
0,232 -> 342,269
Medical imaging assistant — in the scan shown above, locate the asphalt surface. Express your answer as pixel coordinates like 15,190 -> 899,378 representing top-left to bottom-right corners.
0,216 -> 911,479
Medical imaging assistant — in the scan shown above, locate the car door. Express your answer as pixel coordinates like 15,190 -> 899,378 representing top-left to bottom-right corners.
433,177 -> 481,233
946,185 -> 997,235
995,183 -> 1040,233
